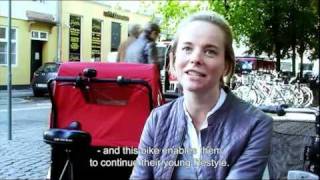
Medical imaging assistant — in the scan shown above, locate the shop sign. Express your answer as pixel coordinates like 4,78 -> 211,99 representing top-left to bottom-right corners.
103,11 -> 129,21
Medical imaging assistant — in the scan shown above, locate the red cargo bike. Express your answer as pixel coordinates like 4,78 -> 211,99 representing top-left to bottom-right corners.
43,62 -> 164,179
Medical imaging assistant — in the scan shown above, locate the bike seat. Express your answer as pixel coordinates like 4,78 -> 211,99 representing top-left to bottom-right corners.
43,128 -> 91,147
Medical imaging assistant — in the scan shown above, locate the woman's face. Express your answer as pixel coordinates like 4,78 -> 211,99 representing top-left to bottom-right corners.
174,20 -> 227,94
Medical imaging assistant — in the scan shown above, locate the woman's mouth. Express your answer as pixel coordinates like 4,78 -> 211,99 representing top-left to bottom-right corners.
185,70 -> 206,77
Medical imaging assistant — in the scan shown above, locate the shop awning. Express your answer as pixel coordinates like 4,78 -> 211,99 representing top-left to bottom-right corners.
26,10 -> 56,25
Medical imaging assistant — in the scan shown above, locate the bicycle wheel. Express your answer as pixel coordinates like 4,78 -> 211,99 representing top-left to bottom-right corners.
292,86 -> 304,107
301,86 -> 313,107
233,86 -> 259,105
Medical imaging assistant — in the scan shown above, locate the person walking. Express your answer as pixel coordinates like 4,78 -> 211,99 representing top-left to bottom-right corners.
124,22 -> 161,68
116,24 -> 142,62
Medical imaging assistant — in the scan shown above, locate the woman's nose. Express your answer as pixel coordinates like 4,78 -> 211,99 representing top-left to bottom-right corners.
189,49 -> 203,64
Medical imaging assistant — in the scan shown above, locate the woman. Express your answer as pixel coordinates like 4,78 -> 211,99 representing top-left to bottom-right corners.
130,11 -> 272,179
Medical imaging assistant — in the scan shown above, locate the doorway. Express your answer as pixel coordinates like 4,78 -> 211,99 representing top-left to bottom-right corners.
30,40 -> 43,81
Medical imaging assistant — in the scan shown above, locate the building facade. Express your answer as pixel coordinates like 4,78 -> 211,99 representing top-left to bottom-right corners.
59,1 -> 151,62
0,0 -> 58,88
0,1 -> 151,88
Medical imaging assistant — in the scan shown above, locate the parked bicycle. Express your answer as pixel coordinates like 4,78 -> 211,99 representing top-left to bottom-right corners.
232,71 -> 314,107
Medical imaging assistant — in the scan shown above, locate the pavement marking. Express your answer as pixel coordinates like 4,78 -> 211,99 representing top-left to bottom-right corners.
0,106 -> 51,112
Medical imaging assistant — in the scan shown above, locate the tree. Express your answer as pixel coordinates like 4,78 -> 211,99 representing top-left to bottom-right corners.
309,0 -> 319,61
157,0 -> 318,74
208,0 -> 266,44
156,0 -> 202,40
293,0 -> 318,77
222,0 -> 317,73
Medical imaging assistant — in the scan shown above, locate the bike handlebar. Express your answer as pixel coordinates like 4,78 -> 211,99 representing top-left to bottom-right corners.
258,105 -> 286,116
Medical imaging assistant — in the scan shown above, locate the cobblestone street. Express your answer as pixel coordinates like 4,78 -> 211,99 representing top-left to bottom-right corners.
0,140 -> 50,179
0,89 -> 51,179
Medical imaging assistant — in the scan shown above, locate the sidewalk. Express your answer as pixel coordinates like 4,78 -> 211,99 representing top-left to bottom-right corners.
0,88 -> 33,98
0,88 -> 34,106
0,88 -> 50,179
0,117 -> 50,180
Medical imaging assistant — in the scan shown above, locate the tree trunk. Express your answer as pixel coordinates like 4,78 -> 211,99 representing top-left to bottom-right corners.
272,0 -> 281,72
292,46 -> 296,75
291,1 -> 296,75
276,44 -> 281,72
299,53 -> 304,79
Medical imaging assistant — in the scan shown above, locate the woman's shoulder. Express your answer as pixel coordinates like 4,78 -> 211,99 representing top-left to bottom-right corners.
152,97 -> 183,117
145,97 -> 184,130
221,93 -> 273,143
145,97 -> 184,139
226,92 -> 273,123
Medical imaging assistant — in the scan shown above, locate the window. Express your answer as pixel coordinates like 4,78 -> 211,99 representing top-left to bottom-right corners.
69,15 -> 81,61
32,31 -> 39,39
111,22 -> 121,52
91,19 -> 102,62
0,27 -> 16,65
40,32 -> 47,39
31,31 -> 48,41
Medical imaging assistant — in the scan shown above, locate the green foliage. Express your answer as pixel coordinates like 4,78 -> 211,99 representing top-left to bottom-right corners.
209,0 -> 266,44
157,0 -> 318,69
156,0 -> 201,39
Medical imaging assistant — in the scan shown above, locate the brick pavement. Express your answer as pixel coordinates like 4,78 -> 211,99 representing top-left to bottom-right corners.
0,89 -> 51,180
0,140 -> 50,179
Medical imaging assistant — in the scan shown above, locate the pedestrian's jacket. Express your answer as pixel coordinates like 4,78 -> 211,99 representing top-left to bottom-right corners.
117,36 -> 137,62
130,90 -> 273,179
124,33 -> 158,66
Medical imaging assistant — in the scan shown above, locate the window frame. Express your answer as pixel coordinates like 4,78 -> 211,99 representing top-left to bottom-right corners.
0,26 -> 17,66
31,30 -> 48,41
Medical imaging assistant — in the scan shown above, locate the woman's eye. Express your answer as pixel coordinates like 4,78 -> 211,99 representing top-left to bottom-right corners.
182,46 -> 192,53
204,49 -> 217,57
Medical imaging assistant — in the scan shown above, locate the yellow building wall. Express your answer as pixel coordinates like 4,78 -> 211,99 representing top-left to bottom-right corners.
0,2 -> 150,86
0,18 -> 30,86
0,17 -> 57,86
60,1 -> 151,62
